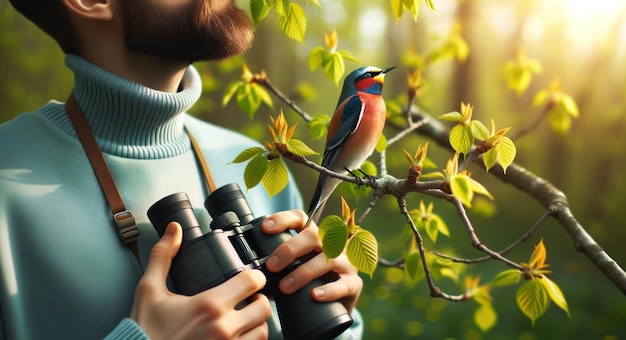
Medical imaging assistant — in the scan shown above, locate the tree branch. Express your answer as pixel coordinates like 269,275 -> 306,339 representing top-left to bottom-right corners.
397,195 -> 468,301
405,108 -> 626,295
432,210 -> 550,264
262,75 -> 626,295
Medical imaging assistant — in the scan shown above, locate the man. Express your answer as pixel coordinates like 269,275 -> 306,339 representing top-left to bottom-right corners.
0,0 -> 363,339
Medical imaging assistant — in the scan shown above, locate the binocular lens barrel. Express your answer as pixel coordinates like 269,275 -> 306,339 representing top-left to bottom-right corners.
147,192 -> 204,245
149,184 -> 353,339
205,183 -> 255,225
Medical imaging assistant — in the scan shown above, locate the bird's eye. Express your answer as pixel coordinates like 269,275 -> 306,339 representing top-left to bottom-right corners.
364,72 -> 373,78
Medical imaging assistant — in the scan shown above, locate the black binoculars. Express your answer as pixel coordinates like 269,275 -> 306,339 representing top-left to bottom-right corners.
147,183 -> 353,339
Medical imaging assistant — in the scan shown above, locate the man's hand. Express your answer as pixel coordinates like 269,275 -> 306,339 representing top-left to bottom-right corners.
130,222 -> 271,340
261,210 -> 363,313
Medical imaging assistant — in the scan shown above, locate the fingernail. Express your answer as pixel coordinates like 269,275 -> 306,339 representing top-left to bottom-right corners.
263,219 -> 276,230
281,276 -> 295,291
280,276 -> 296,293
313,288 -> 325,298
165,223 -> 178,237
266,256 -> 280,269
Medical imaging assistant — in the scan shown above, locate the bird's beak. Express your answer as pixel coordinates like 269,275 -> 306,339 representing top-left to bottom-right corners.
382,66 -> 396,74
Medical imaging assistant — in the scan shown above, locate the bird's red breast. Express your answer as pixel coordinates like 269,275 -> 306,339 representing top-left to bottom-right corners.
327,92 -> 386,171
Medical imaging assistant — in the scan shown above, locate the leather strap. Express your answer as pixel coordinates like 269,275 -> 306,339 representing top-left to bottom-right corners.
188,127 -> 217,193
65,93 -> 215,268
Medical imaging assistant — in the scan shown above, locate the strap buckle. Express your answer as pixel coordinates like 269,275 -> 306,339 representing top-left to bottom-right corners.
113,210 -> 139,244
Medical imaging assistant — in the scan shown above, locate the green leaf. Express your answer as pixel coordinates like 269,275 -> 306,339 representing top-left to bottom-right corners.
516,279 -> 550,325
278,2 -> 307,43
425,218 -> 439,243
439,111 -> 463,122
244,154 -> 268,190
560,94 -> 580,118
390,0 -> 405,22
338,49 -> 359,62
466,176 -> 494,201
532,89 -> 549,107
230,146 -> 265,164
237,84 -> 261,118
375,133 -> 388,153
285,139 -> 318,156
450,175 -> 473,207
359,160 -> 378,178
250,0 -> 273,25
261,158 -> 288,197
483,148 -> 498,172
222,81 -> 242,107
346,229 -> 378,277
496,136 -> 516,173
307,0 -> 321,7
308,46 -> 326,71
449,124 -> 474,155
425,0 -> 437,11
405,0 -> 421,21
433,214 -> 450,237
548,106 -> 572,135
308,114 -> 331,140
318,215 -> 342,242
404,251 -> 425,283
470,120 -> 489,141
322,51 -> 346,85
474,303 -> 497,332
318,216 -> 349,259
505,62 -> 534,96
274,0 -> 289,17
252,83 -> 274,108
539,276 -> 570,317
451,35 -> 469,62
420,171 -> 445,180
491,269 -> 522,288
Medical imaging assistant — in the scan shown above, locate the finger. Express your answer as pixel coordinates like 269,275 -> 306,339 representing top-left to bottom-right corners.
141,222 -> 183,291
277,251 -> 346,294
239,323 -> 269,340
239,321 -> 269,340
235,294 -> 271,338
261,209 -> 309,234
310,270 -> 363,313
199,269 -> 267,311
265,226 -> 322,272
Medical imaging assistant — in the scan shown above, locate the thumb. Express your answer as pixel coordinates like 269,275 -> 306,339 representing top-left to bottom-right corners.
143,222 -> 183,286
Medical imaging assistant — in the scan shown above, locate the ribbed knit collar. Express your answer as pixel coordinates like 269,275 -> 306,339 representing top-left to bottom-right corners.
53,54 -> 202,159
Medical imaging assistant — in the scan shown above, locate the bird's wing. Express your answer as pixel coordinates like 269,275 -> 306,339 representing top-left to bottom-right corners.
321,95 -> 365,169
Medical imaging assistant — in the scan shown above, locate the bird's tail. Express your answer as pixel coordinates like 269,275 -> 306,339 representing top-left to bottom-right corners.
304,198 -> 328,229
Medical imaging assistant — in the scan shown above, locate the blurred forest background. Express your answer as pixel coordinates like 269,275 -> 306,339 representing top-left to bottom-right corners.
2,0 -> 625,338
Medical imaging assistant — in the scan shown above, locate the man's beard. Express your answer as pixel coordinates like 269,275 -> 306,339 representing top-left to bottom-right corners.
119,0 -> 254,63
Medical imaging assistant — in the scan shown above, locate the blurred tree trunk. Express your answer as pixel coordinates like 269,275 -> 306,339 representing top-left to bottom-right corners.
451,0 -> 475,106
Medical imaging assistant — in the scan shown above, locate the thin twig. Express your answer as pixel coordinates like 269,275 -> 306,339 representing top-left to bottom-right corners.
510,104 -> 551,140
387,118 -> 430,147
398,195 -> 467,301
405,108 -> 626,294
253,76 -> 314,122
432,210 -> 552,264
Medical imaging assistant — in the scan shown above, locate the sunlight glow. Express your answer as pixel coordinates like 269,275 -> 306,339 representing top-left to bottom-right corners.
358,7 -> 388,53
562,0 -> 624,20
517,0 -> 626,61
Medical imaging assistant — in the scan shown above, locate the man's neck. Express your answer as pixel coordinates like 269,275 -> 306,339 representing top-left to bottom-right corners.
81,49 -> 188,93
53,55 -> 203,159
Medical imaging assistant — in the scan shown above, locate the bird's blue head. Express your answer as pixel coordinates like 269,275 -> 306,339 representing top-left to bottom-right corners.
336,66 -> 396,107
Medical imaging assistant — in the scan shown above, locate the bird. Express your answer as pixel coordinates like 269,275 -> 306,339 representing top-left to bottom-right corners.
306,65 -> 395,227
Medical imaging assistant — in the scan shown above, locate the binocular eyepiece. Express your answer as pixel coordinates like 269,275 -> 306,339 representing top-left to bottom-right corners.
147,183 -> 353,339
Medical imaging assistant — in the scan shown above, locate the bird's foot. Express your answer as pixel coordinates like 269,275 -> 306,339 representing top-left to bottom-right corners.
345,168 -> 377,189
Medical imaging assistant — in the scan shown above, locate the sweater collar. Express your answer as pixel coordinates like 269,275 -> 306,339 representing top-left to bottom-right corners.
63,54 -> 202,159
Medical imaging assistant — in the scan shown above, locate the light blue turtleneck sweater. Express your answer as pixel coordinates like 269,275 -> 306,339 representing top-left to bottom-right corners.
0,55 -> 362,339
